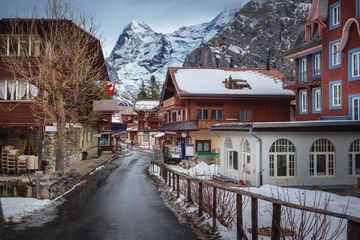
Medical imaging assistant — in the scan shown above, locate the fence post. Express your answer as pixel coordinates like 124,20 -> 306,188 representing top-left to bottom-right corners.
271,203 -> 281,240
251,197 -> 258,240
168,171 -> 171,187
236,193 -> 244,240
164,167 -> 168,183
347,220 -> 360,240
198,181 -> 203,217
172,171 -> 176,192
176,174 -> 180,198
187,178 -> 192,202
212,187 -> 217,233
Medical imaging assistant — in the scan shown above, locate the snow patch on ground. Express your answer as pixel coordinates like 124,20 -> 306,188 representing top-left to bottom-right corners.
1,197 -> 51,223
168,162 -> 217,180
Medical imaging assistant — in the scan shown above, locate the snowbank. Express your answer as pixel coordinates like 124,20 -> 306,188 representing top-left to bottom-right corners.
1,197 -> 51,223
168,162 -> 217,179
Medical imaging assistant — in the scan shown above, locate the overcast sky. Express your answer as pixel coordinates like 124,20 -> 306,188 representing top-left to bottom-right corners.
0,0 -> 243,56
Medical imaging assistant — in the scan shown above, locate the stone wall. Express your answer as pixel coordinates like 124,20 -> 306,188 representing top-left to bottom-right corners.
44,126 -> 84,173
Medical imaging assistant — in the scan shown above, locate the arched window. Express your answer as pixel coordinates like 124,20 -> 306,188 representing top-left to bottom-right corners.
224,137 -> 238,170
349,139 -> 360,175
241,139 -> 251,164
310,139 -> 335,176
269,139 -> 296,177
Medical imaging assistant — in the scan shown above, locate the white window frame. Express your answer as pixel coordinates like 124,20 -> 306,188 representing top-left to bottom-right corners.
314,54 -> 321,76
310,139 -> 335,177
269,139 -> 296,178
352,51 -> 360,78
300,90 -> 308,113
313,88 -> 321,112
300,58 -> 307,82
349,139 -> 360,175
331,41 -> 341,67
352,97 -> 360,120
331,82 -> 341,107
331,3 -> 340,27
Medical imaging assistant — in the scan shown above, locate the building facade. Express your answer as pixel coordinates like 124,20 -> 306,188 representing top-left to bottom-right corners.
159,67 -> 294,160
285,0 -> 360,121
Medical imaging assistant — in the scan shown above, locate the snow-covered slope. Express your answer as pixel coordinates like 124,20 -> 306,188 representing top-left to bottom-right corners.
107,1 -> 250,104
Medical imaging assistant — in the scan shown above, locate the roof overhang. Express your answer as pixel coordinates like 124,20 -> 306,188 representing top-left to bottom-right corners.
285,45 -> 322,60
157,121 -> 199,132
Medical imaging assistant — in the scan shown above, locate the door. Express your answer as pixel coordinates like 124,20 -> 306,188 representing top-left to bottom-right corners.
316,154 -> 327,176
353,97 -> 360,120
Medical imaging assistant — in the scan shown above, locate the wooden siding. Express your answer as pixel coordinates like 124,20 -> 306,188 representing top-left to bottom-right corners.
0,102 -> 42,126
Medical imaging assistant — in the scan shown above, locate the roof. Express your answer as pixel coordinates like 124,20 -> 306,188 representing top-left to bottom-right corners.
134,101 -> 159,111
210,120 -> 360,132
157,121 -> 199,132
166,67 -> 294,98
93,100 -> 120,112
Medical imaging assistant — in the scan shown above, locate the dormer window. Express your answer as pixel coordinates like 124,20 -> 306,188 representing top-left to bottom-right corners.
224,75 -> 251,89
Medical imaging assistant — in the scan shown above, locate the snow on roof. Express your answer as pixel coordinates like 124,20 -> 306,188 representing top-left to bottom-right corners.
173,68 -> 294,96
134,100 -> 159,111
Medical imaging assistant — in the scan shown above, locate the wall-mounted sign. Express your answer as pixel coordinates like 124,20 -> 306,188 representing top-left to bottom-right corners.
45,126 -> 57,132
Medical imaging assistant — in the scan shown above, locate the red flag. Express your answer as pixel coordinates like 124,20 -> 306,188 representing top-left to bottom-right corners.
106,82 -> 116,96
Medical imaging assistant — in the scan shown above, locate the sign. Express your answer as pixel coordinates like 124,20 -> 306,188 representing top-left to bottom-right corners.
45,126 -> 57,132
185,144 -> 194,157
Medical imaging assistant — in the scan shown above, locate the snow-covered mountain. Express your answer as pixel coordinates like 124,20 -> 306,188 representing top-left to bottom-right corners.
107,1 -> 250,104
183,0 -> 311,78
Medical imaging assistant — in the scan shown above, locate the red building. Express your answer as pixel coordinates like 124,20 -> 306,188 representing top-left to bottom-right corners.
286,0 -> 360,121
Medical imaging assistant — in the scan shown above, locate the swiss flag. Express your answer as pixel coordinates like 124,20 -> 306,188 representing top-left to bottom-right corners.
106,82 -> 116,97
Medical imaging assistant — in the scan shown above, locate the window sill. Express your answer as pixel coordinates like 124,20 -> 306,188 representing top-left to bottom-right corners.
0,100 -> 32,103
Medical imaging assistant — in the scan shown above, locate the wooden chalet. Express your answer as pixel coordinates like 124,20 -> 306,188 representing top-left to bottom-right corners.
133,100 -> 161,149
0,18 -> 108,173
159,67 -> 294,160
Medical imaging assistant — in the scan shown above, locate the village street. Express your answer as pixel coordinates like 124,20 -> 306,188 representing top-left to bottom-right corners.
0,150 -> 198,240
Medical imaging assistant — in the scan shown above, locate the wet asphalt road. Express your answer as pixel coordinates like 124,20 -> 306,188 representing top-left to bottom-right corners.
0,150 -> 198,240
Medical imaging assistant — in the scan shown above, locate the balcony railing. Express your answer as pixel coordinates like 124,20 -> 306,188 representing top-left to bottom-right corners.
162,96 -> 185,109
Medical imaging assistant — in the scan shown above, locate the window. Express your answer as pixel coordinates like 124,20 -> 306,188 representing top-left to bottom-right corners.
329,80 -> 342,109
0,80 -> 38,101
241,139 -> 251,178
312,88 -> 322,113
196,140 -> 211,152
299,90 -> 308,113
330,1 -> 341,29
329,40 -> 341,68
349,139 -> 360,175
350,95 -> 360,120
310,139 -> 335,176
0,34 -> 41,56
100,134 -> 111,146
357,0 -> 360,18
313,52 -> 321,77
269,139 -> 296,177
299,57 -> 307,83
211,109 -> 223,120
225,137 -> 237,170
240,109 -> 251,121
197,109 -> 208,120
349,48 -> 360,80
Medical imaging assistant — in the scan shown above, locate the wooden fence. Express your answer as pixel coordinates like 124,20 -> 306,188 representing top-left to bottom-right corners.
150,161 -> 360,240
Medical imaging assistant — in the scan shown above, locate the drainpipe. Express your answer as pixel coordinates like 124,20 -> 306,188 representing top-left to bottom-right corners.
250,127 -> 263,186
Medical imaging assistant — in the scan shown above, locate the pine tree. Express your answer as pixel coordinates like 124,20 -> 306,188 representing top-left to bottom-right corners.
149,75 -> 160,100
137,80 -> 148,100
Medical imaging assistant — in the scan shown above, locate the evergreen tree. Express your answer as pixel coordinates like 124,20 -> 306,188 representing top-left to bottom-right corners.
137,80 -> 148,100
149,75 -> 160,100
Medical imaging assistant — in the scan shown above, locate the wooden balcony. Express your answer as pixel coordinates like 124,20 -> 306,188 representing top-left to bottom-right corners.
162,96 -> 185,110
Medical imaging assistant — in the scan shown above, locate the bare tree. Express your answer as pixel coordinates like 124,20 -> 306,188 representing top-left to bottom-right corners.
1,0 -> 109,173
